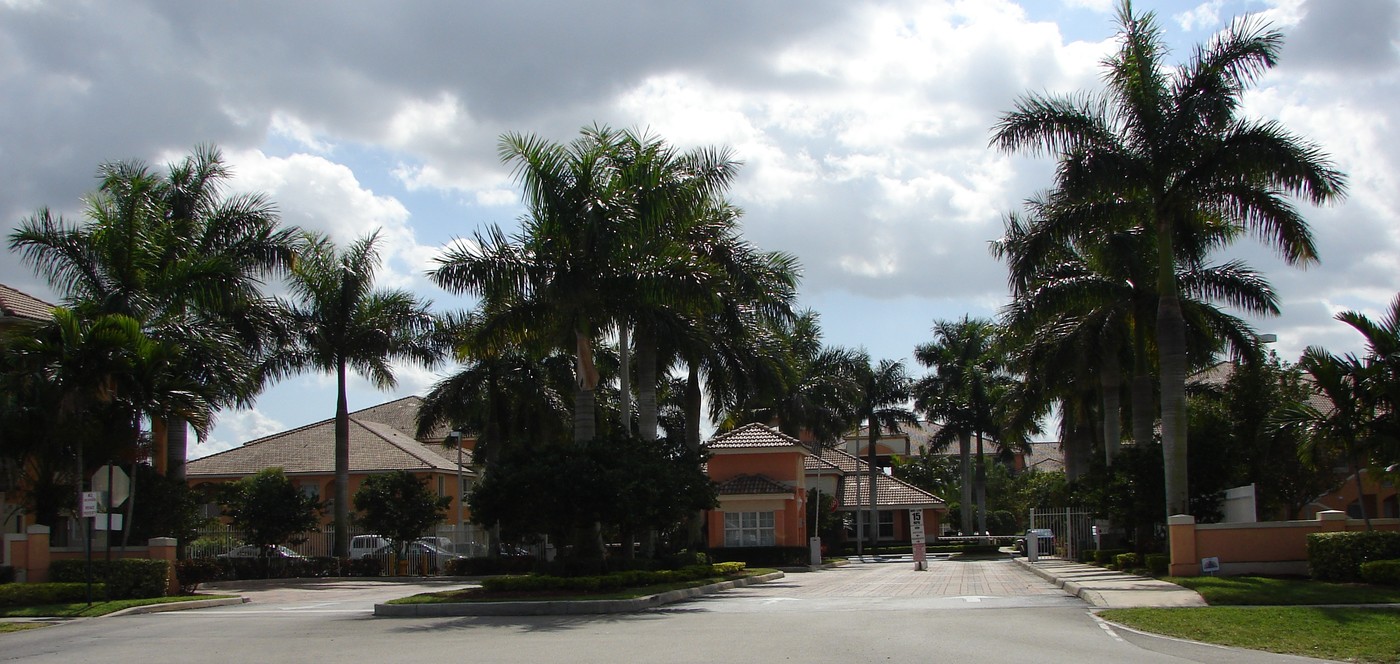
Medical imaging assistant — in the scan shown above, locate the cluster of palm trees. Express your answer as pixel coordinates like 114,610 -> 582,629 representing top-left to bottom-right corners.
990,2 -> 1346,519
2,146 -> 439,556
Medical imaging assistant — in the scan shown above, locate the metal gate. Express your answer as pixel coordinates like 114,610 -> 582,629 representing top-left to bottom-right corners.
1028,508 -> 1096,561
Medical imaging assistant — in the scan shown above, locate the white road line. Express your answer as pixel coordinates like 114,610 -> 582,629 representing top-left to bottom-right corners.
1091,614 -> 1125,643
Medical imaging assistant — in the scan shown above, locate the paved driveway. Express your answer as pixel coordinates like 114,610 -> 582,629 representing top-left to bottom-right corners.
675,557 -> 1083,613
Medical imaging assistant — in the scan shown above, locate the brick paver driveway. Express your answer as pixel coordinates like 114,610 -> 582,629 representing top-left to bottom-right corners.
673,556 -> 1081,612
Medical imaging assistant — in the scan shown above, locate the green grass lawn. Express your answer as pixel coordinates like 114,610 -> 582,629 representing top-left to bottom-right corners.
1099,576 -> 1400,663
388,569 -> 778,605
0,594 -> 236,619
1102,606 -> 1400,664
1170,575 -> 1400,605
0,623 -> 50,634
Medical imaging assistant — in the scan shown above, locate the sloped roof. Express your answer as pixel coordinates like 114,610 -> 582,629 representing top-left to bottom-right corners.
838,471 -> 944,510
187,397 -> 471,478
716,474 -> 793,496
0,284 -> 53,322
707,423 -> 806,450
1023,441 -> 1065,473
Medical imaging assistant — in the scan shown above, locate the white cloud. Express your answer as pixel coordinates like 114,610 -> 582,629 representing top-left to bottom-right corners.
198,408 -> 285,458
1174,1 -> 1225,31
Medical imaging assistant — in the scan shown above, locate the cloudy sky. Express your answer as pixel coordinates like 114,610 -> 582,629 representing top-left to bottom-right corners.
1,0 -> 1395,457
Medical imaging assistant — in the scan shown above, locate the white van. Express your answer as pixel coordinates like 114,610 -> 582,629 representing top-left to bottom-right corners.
349,534 -> 389,559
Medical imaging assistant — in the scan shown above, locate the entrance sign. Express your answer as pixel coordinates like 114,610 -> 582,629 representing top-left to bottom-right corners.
910,509 -> 927,571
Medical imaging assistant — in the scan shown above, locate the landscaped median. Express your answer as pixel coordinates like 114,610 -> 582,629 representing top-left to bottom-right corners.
375,563 -> 783,616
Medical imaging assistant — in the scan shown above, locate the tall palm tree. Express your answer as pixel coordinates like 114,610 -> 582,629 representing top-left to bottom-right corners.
852,355 -> 917,548
993,2 -> 1346,516
730,310 -> 861,444
914,317 -> 1015,535
9,145 -> 295,479
1277,348 -> 1375,529
265,230 -> 441,557
432,127 -> 632,444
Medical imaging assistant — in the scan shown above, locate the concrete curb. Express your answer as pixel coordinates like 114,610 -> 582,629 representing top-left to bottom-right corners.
1013,557 -> 1206,608
373,571 -> 785,617
106,596 -> 249,617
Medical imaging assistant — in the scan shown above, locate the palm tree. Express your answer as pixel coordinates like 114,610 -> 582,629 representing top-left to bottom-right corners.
9,145 -> 295,479
852,355 -> 917,549
265,230 -> 441,557
1277,348 -> 1375,529
914,317 -> 1017,535
993,2 -> 1347,516
432,127 -> 633,444
729,310 -> 861,444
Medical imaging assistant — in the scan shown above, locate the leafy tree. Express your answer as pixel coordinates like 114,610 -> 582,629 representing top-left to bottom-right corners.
353,471 -> 452,561
852,355 -> 916,548
265,230 -> 440,557
220,468 -> 320,554
993,1 -> 1347,518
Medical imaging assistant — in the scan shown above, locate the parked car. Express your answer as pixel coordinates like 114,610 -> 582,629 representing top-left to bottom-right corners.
217,544 -> 307,559
349,534 -> 390,560
371,541 -> 466,574
415,536 -> 454,552
1015,529 -> 1055,556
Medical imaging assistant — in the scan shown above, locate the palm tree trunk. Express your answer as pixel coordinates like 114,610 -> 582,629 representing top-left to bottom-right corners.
1157,292 -> 1190,517
618,323 -> 631,435
1131,303 -> 1156,447
637,327 -> 658,442
165,418 -> 189,483
685,364 -> 704,547
867,419 -> 880,549
574,328 -> 598,444
975,432 -> 988,535
959,432 -> 973,534
334,358 -> 351,558
1101,352 -> 1123,465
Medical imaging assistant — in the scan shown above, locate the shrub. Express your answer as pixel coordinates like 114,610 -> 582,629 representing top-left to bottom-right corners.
0,582 -> 107,606
347,557 -> 384,577
1307,531 -> 1400,582
668,550 -> 709,569
708,546 -> 808,567
444,556 -> 534,577
49,559 -> 169,598
1144,554 -> 1169,577
1094,549 -> 1131,565
1359,559 -> 1400,586
477,562 -> 746,594
174,559 -> 223,594
0,565 -> 14,584
1114,552 -> 1141,570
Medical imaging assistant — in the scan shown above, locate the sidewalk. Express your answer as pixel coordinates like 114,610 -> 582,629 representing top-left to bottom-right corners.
1014,557 -> 1207,609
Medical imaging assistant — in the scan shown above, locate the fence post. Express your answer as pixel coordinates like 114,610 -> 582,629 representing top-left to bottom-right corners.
1317,510 -> 1348,532
1167,514 -> 1197,576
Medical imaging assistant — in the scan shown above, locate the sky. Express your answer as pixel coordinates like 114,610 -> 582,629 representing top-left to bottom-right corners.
1,0 -> 1396,458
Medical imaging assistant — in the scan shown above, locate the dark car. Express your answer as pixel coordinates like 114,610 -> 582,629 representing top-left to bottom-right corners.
1015,529 -> 1055,556
216,544 -> 307,559
371,541 -> 466,574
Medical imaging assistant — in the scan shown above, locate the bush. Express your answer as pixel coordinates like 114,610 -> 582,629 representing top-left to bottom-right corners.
444,556 -> 535,577
1307,531 -> 1400,582
668,550 -> 709,569
174,559 -> 223,594
1114,552 -> 1141,570
708,546 -> 808,567
1144,554 -> 1169,577
0,566 -> 14,584
1359,559 -> 1400,586
1094,549 -> 1131,565
49,559 -> 169,599
478,562 -> 747,594
0,582 -> 107,606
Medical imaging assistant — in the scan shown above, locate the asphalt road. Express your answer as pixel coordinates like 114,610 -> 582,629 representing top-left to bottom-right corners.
0,560 -> 1334,664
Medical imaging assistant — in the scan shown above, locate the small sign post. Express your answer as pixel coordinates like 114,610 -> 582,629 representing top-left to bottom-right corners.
1201,556 -> 1221,576
80,491 -> 101,518
909,509 -> 927,571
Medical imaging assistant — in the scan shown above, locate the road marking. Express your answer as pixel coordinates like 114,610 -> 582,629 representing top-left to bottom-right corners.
1092,615 -> 1125,643
951,596 -> 993,603
762,598 -> 799,604
279,602 -> 340,611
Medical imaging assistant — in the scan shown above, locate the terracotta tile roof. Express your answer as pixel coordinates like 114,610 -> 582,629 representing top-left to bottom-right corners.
838,471 -> 944,510
707,423 -> 805,450
716,474 -> 793,495
186,397 -> 473,479
1023,441 -> 1065,473
0,283 -> 53,322
814,448 -> 864,474
804,454 -> 843,472
350,396 -> 454,442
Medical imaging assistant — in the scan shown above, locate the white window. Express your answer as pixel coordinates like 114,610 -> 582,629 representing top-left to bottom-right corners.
724,511 -> 775,547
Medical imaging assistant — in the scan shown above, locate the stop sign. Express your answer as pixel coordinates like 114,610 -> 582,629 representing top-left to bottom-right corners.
92,465 -> 131,508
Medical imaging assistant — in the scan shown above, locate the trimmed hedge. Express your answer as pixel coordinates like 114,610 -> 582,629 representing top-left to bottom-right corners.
478,562 -> 747,594
49,559 -> 169,599
709,546 -> 808,567
1114,552 -> 1141,569
444,556 -> 536,577
1093,549 -> 1131,565
0,582 -> 107,606
174,559 -> 223,594
1359,559 -> 1400,586
1144,554 -> 1169,577
1307,531 -> 1400,582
